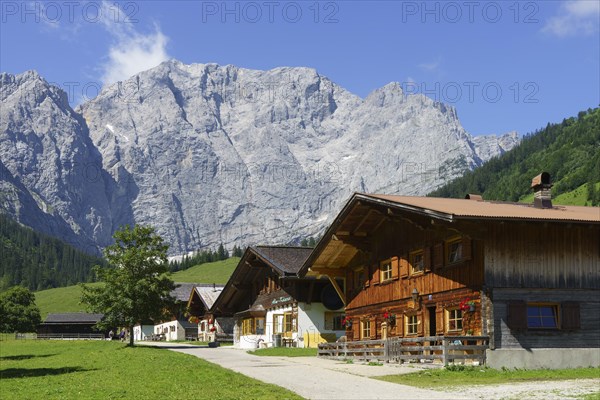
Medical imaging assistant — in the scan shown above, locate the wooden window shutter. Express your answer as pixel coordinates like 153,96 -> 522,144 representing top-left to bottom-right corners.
423,247 -> 432,272
435,308 -> 445,334
391,256 -> 400,280
562,302 -> 580,330
507,301 -> 527,331
399,256 -> 409,278
371,264 -> 380,285
462,237 -> 472,261
417,312 -> 424,336
433,243 -> 444,269
396,314 -> 404,337
352,319 -> 360,340
370,318 -> 376,339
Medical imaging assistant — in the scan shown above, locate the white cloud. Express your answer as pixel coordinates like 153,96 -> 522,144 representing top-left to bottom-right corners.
99,2 -> 170,85
418,59 -> 441,72
542,0 -> 600,37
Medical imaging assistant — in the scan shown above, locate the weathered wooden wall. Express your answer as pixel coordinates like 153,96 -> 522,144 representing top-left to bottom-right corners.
490,288 -> 600,349
484,223 -> 600,289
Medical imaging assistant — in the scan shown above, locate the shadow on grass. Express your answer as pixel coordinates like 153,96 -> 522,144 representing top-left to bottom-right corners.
0,366 -> 92,379
148,345 -> 209,349
0,354 -> 57,361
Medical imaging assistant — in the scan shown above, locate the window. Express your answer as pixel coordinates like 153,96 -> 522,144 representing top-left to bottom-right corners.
284,313 -> 293,333
447,308 -> 463,332
406,314 -> 418,335
446,237 -> 463,264
325,312 -> 344,330
380,260 -> 392,282
241,318 -> 265,335
527,304 -> 559,329
355,269 -> 366,288
242,318 -> 254,335
273,314 -> 283,334
361,320 -> 371,339
410,250 -> 424,275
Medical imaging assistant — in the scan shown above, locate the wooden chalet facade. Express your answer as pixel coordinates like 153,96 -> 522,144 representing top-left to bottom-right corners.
210,246 -> 345,349
301,177 -> 600,368
186,285 -> 234,342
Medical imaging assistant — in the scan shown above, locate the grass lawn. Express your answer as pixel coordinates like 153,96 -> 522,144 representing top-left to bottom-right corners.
580,393 -> 600,400
375,366 -> 600,389
34,283 -> 102,319
0,339 -> 302,399
170,258 -> 239,284
248,348 -> 318,357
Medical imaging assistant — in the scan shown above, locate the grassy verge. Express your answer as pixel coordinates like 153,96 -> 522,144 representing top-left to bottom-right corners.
0,339 -> 302,399
375,366 -> 600,389
248,348 -> 318,357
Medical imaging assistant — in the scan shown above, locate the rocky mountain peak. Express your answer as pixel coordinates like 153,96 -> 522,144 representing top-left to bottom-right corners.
2,61 -> 519,254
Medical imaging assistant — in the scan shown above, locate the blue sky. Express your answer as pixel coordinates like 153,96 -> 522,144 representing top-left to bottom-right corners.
1,0 -> 599,136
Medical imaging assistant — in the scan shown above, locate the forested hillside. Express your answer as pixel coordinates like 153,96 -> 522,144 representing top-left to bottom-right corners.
0,214 -> 106,291
429,108 -> 600,205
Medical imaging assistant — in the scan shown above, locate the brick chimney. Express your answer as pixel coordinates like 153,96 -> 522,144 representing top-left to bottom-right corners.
531,172 -> 553,209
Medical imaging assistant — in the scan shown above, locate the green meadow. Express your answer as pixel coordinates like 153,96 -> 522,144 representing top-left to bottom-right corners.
0,338 -> 302,400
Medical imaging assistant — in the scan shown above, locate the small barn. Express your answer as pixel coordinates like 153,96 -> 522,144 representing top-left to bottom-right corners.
38,313 -> 105,338
303,173 -> 599,369
211,246 -> 346,349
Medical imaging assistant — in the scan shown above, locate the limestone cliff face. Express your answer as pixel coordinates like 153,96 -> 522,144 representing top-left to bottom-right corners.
0,71 -> 114,253
1,62 -> 518,254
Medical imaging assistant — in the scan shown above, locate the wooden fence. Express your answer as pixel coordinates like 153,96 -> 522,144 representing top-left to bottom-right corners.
16,333 -> 105,340
318,336 -> 489,366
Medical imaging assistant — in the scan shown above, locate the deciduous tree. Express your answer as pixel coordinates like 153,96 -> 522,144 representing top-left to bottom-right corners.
0,286 -> 41,333
81,225 -> 175,346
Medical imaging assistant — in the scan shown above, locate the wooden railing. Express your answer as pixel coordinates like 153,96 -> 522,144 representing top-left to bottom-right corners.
317,339 -> 388,362
318,336 -> 489,366
23,333 -> 106,340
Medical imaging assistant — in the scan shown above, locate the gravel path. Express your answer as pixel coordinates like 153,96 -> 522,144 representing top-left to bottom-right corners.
142,343 -> 599,400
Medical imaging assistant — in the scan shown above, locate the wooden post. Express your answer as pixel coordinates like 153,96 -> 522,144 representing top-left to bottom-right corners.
443,337 -> 449,366
384,338 -> 390,363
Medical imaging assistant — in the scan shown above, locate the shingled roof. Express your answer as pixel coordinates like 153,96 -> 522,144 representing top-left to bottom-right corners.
192,285 -> 225,309
251,246 -> 313,274
172,283 -> 202,302
43,313 -> 103,324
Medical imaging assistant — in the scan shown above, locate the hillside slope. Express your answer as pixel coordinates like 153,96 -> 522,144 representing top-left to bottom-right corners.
0,214 -> 106,291
429,108 -> 600,205
34,258 -> 239,318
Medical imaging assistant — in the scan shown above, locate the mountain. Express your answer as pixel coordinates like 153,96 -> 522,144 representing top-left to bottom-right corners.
0,71 -> 114,254
429,108 -> 600,205
1,61 -> 518,254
